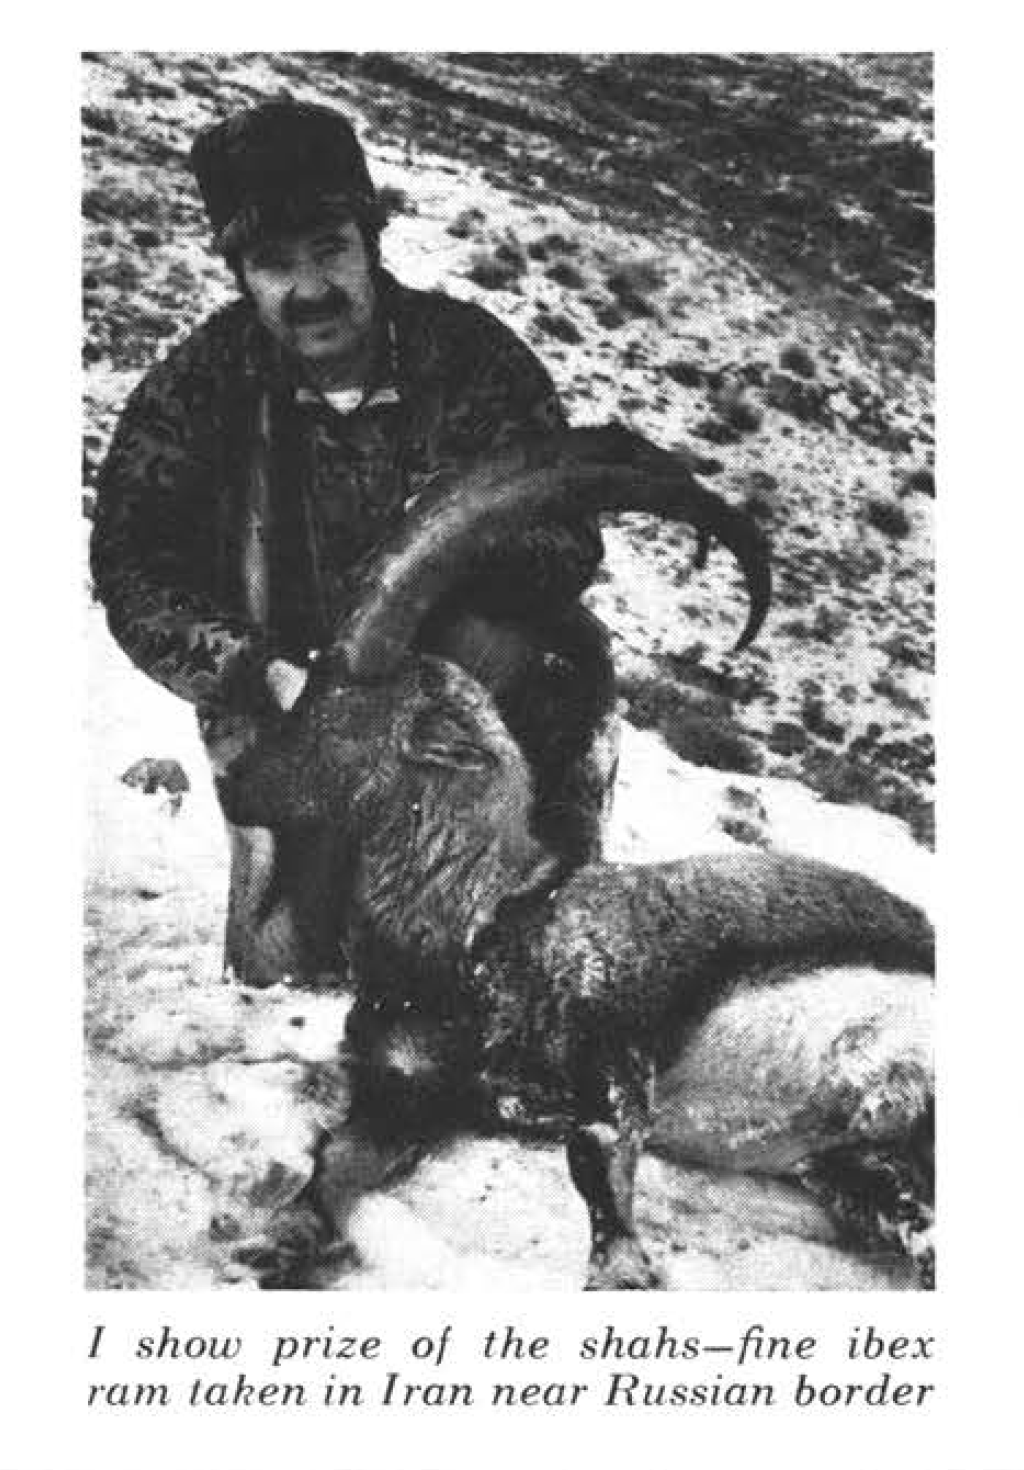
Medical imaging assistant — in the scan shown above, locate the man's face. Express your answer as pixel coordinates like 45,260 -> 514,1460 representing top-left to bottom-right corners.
240,218 -> 376,380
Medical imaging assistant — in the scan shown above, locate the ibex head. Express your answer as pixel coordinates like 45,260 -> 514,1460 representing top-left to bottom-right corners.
220,424 -> 772,964
220,654 -> 557,969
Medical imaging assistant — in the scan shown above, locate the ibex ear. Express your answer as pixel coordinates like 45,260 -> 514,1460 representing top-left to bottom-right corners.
399,701 -> 499,771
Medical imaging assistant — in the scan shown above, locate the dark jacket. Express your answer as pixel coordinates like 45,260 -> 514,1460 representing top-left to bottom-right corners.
90,271 -> 604,711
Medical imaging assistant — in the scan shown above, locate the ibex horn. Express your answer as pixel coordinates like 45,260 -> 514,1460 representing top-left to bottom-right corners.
328,425 -> 771,683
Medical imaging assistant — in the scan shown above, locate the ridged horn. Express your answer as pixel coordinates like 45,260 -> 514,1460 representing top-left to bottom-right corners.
327,425 -> 771,683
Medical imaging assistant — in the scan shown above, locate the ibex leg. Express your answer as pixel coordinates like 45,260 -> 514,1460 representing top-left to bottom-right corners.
567,1043 -> 661,1290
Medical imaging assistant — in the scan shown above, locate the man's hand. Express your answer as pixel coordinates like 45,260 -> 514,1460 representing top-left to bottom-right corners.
266,658 -> 309,712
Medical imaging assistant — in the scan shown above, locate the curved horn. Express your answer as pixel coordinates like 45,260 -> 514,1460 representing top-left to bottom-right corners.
328,425 -> 770,683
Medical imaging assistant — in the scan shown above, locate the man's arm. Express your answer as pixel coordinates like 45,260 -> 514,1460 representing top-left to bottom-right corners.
425,298 -> 604,613
90,335 -> 283,710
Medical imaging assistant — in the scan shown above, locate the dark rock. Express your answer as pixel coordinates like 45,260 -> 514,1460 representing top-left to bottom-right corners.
851,405 -> 916,453
447,207 -> 486,239
763,370 -> 832,425
880,631 -> 932,674
747,469 -> 778,491
493,237 -> 528,269
689,453 -> 724,476
534,309 -> 583,344
605,258 -> 665,316
81,105 -> 118,135
664,359 -> 706,389
780,342 -> 817,378
694,417 -> 743,446
378,183 -> 413,218
802,698 -> 846,743
466,257 -> 517,291
864,496 -> 912,539
527,231 -> 575,260
120,758 -> 190,796
465,236 -> 526,290
718,814 -> 766,845
724,784 -> 768,823
768,721 -> 809,756
902,467 -> 935,498
592,300 -> 628,330
870,673 -> 928,715
660,707 -> 763,774
545,259 -> 586,289
711,384 -> 764,434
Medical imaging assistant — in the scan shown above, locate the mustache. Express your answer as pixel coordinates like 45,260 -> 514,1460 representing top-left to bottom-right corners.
284,289 -> 350,326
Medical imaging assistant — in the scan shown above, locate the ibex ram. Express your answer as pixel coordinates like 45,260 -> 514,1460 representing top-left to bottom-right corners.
221,425 -> 934,1290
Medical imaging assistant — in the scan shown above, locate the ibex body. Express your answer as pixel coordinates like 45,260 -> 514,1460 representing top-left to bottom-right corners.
221,426 -> 934,1289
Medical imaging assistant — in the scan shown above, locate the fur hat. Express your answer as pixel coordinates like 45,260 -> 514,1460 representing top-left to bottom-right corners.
190,98 -> 383,255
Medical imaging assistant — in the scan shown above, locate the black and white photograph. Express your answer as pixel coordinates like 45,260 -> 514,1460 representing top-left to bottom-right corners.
81,50 -> 937,1295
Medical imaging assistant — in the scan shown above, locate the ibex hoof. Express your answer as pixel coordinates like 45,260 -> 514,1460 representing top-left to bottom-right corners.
229,1206 -> 349,1290
585,1237 -> 662,1291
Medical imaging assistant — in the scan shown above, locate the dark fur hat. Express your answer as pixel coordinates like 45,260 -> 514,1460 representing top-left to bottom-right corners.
190,98 -> 383,255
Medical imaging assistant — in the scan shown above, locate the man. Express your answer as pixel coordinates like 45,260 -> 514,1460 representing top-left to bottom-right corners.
91,97 -> 616,987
